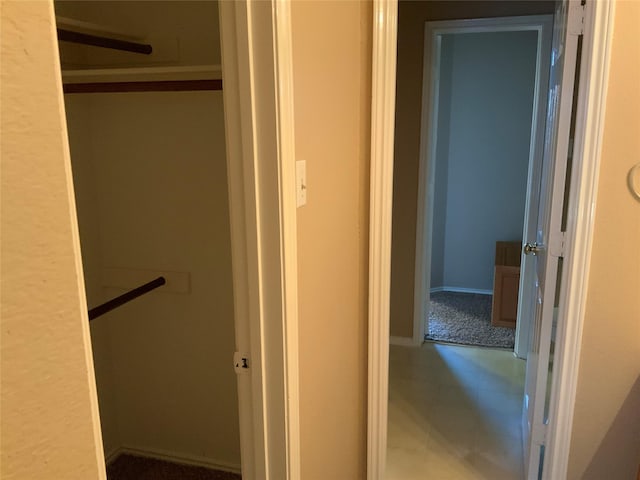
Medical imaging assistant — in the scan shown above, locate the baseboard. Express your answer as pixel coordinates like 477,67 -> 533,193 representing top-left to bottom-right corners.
389,335 -> 422,347
108,444 -> 242,474
430,286 -> 493,295
105,446 -> 123,466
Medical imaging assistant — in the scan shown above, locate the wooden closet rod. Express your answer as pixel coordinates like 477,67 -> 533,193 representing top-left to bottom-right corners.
88,276 -> 166,321
58,28 -> 153,55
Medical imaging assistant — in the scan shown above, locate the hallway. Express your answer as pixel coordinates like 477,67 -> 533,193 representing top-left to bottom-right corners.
386,343 -> 525,479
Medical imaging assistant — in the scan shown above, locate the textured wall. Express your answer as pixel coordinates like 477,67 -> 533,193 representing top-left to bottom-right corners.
1,1 -> 105,478
568,1 -> 640,478
292,1 -> 372,478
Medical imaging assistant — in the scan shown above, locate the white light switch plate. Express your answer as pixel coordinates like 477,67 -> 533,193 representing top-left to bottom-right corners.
296,160 -> 307,207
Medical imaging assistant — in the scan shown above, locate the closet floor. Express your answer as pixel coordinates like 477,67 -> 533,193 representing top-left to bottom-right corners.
107,454 -> 241,480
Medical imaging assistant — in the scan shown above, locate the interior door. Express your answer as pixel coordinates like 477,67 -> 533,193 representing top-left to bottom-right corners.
514,17 -> 553,360
522,0 -> 582,478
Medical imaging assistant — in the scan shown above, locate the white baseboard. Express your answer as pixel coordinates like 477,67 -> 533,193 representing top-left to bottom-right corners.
430,286 -> 493,295
106,444 -> 242,474
389,335 -> 422,347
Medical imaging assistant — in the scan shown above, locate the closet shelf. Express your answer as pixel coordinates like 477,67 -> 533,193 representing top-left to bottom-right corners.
56,15 -> 152,55
62,65 -> 223,93
57,16 -> 147,42
58,29 -> 152,55
62,65 -> 222,84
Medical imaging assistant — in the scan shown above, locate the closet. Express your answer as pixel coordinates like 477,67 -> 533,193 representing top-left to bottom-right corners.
54,1 -> 241,475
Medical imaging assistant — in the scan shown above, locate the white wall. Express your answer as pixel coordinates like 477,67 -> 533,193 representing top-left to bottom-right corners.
430,30 -> 538,292
63,91 -> 240,468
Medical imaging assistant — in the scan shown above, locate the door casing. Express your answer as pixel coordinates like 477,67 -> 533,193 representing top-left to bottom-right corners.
367,0 -> 617,478
210,2 -> 303,479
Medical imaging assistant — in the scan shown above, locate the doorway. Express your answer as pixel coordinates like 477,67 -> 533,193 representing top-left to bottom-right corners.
55,1 -> 240,477
369,0 -> 613,479
387,12 -> 554,479
417,17 -> 553,353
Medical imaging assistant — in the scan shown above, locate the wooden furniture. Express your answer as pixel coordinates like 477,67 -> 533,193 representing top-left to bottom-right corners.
491,241 -> 522,328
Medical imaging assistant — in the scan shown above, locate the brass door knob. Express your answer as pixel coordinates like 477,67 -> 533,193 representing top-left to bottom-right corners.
524,242 -> 542,256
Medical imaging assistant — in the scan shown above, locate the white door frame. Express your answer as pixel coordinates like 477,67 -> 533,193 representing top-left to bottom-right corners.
413,15 -> 553,351
219,2 -> 300,479
367,0 -> 616,478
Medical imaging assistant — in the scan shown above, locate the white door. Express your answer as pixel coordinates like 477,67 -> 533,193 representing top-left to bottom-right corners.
522,1 -> 582,478
514,17 -> 554,360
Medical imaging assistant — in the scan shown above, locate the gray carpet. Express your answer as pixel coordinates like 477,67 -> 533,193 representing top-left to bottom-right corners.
426,291 -> 515,349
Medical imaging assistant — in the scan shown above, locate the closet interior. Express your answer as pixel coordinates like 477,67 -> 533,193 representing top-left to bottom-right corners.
54,1 -> 241,476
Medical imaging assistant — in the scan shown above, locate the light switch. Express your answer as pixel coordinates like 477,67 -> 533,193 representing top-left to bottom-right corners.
296,160 -> 307,207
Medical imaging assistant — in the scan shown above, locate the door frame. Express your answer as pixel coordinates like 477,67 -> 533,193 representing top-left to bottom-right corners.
412,15 -> 553,351
367,0 -> 616,478
219,2 -> 300,479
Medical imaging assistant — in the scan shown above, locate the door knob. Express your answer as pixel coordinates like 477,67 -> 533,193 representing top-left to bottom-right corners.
524,242 -> 542,256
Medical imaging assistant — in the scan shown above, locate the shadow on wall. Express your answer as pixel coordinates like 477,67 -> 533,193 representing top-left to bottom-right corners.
582,376 -> 640,479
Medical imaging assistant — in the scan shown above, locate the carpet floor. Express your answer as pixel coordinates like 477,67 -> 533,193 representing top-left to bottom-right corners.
107,454 -> 241,480
426,291 -> 515,349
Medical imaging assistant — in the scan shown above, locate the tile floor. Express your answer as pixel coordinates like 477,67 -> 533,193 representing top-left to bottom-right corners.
386,342 -> 526,480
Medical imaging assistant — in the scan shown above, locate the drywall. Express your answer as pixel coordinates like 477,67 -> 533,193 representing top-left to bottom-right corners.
390,0 -> 555,337
430,31 -> 537,291
54,1 -> 220,69
0,1 -> 105,478
63,91 -> 240,468
292,1 -> 372,478
567,2 -> 640,478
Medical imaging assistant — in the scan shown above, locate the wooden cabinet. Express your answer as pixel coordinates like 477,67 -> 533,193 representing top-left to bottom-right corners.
491,241 -> 522,328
